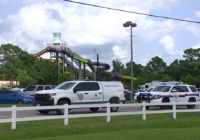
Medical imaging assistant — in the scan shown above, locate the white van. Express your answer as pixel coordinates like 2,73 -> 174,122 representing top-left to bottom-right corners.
33,80 -> 125,115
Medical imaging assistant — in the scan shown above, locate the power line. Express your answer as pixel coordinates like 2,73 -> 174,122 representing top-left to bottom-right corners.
63,0 -> 200,24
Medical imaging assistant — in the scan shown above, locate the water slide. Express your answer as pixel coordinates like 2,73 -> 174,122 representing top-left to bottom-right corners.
33,49 -> 63,64
33,49 -> 47,57
111,75 -> 137,80
46,47 -> 110,71
34,47 -> 137,81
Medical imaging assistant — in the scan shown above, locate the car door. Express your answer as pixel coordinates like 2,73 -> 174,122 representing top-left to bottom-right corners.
0,90 -> 6,104
179,86 -> 190,102
171,86 -> 188,102
73,82 -> 88,104
5,90 -> 17,104
170,86 -> 181,102
87,82 -> 103,104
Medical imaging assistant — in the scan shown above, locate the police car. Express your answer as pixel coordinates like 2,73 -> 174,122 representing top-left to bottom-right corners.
134,82 -> 199,109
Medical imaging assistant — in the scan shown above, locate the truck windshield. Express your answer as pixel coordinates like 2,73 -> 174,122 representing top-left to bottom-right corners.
54,82 -> 77,90
152,86 -> 171,92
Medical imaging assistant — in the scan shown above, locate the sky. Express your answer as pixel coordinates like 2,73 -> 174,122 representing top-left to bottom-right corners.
0,0 -> 200,71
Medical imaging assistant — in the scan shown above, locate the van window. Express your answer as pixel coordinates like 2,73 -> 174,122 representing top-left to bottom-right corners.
189,86 -> 197,92
26,86 -> 36,91
88,83 -> 100,91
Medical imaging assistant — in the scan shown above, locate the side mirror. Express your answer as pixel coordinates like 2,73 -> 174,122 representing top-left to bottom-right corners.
171,89 -> 176,92
12,93 -> 16,96
73,88 -> 80,93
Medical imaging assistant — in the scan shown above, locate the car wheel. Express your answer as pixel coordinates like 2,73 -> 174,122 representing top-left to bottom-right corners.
187,98 -> 196,109
56,100 -> 69,115
160,98 -> 170,109
38,110 -> 49,114
17,100 -> 24,105
110,100 -> 119,112
89,108 -> 99,112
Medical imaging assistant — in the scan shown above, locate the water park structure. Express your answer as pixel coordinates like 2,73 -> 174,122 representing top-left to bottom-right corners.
34,33 -> 137,83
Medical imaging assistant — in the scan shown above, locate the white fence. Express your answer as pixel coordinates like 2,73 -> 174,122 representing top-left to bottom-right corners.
0,101 -> 200,130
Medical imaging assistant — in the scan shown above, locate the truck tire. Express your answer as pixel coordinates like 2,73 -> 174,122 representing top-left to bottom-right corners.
160,98 -> 170,109
38,110 -> 49,114
89,108 -> 99,112
56,100 -> 69,115
187,98 -> 196,109
110,100 -> 119,112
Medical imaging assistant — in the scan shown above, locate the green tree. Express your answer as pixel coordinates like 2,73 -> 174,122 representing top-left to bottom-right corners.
112,59 -> 124,73
31,60 -> 58,85
144,56 -> 166,74
16,69 -> 35,88
124,61 -> 144,77
166,59 -> 182,81
183,48 -> 200,63
58,73 -> 72,84
133,76 -> 145,90
180,74 -> 199,86
0,44 -> 24,88
160,74 -> 174,81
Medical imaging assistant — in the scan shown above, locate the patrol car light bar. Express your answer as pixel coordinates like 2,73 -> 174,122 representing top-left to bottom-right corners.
160,82 -> 184,86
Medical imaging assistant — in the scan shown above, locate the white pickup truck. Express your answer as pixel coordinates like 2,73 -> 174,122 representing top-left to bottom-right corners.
33,80 -> 125,115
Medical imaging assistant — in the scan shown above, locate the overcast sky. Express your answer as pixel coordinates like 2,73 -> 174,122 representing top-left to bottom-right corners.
0,0 -> 200,71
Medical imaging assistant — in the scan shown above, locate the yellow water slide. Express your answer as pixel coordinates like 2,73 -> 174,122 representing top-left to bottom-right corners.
33,49 -> 47,57
34,49 -> 63,64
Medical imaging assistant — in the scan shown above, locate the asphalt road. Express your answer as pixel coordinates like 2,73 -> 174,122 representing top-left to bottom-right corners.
0,105 -> 192,119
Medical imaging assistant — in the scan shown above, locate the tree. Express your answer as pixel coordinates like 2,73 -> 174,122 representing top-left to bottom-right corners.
0,44 -> 24,88
183,48 -> 200,63
160,74 -> 174,81
144,56 -> 167,74
58,73 -> 72,84
16,69 -> 35,88
133,76 -> 145,90
31,60 -> 57,85
124,61 -> 144,77
112,59 -> 124,73
166,59 -> 182,81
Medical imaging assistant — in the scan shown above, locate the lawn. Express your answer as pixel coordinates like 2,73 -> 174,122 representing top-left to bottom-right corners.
0,104 -> 32,107
0,112 -> 200,140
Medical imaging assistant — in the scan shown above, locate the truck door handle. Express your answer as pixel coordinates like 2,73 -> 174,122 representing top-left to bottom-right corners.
84,93 -> 88,95
98,92 -> 102,94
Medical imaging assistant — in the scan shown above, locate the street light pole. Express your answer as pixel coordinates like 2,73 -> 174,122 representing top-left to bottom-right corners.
94,49 -> 96,81
123,21 -> 137,100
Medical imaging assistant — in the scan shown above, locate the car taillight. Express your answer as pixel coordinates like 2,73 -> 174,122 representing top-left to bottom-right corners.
124,91 -> 126,98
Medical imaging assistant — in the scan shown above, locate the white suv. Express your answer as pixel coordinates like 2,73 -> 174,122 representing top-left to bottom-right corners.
135,83 -> 199,109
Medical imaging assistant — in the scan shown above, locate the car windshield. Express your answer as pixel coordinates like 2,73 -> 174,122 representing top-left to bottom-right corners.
152,86 -> 171,92
54,82 -> 77,90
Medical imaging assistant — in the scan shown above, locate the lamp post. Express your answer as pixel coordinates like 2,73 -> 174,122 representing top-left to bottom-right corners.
94,49 -> 96,81
123,21 -> 137,100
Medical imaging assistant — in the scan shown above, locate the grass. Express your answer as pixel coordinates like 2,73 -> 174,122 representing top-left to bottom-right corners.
0,104 -> 32,107
0,112 -> 200,140
125,100 -> 137,103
